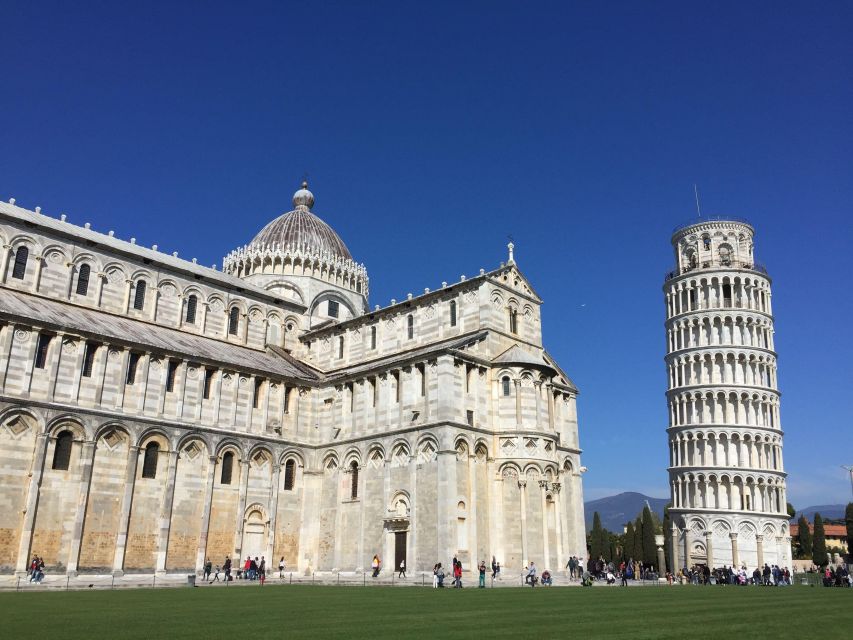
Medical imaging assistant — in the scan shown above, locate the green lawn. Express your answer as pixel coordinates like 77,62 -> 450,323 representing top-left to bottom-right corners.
1,584 -> 850,639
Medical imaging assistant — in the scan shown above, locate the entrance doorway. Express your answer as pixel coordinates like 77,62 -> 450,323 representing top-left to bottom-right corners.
394,531 -> 407,570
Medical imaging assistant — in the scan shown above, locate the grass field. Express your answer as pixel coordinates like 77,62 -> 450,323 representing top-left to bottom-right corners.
1,584 -> 851,639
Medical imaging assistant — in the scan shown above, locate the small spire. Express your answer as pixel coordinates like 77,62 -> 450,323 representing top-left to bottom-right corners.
507,241 -> 515,264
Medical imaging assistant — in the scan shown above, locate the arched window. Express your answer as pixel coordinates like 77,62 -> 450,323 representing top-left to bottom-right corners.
11,246 -> 28,280
133,280 -> 146,310
449,300 -> 457,327
185,294 -> 198,324
509,309 -> 518,334
702,235 -> 711,250
220,451 -> 234,485
349,461 -> 359,500
284,459 -> 295,491
228,307 -> 239,335
407,314 -> 414,340
76,264 -> 91,296
142,442 -> 159,479
51,430 -> 73,470
502,376 -> 511,397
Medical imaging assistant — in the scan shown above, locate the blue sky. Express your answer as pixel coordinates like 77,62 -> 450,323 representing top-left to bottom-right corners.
2,1 -> 851,508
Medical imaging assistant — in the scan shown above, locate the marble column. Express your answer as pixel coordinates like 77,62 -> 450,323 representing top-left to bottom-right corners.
518,479 -> 528,565
730,532 -> 740,568
671,524 -> 680,571
266,464 -> 281,565
755,534 -> 764,569
15,433 -> 49,575
232,460 -> 250,561
552,482 -> 564,571
704,531 -> 714,569
155,450 -> 179,573
66,440 -> 97,575
195,455 -> 218,574
112,444 -> 140,575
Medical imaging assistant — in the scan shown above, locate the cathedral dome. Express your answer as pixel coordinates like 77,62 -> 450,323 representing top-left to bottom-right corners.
248,182 -> 352,261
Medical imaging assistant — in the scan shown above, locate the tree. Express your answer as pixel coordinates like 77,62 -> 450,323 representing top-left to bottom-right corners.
797,515 -> 812,559
846,503 -> 853,559
786,502 -> 796,520
589,512 -> 604,560
812,512 -> 827,567
662,506 -> 672,572
624,522 -> 636,562
641,505 -> 657,567
633,517 -> 644,564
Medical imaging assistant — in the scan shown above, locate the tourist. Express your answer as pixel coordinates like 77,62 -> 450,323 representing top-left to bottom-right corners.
432,563 -> 440,588
495,561 -> 501,580
491,556 -> 498,580
398,559 -> 406,578
453,558 -> 462,589
541,570 -> 552,586
478,560 -> 486,588
211,565 -> 221,583
371,555 -> 380,578
620,567 -> 628,587
203,558 -> 212,581
525,561 -> 537,587
243,556 -> 252,580
224,556 -> 232,582
249,557 -> 258,580
258,556 -> 266,585
279,557 -> 286,579
436,564 -> 445,588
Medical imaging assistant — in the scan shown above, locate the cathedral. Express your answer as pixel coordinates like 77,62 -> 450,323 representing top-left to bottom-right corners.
0,183 -> 586,577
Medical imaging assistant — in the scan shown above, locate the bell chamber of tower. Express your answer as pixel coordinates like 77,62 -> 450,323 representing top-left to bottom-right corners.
663,217 -> 791,572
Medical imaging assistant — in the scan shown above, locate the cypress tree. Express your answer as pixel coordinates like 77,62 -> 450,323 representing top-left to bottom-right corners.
600,527 -> 612,562
663,507 -> 672,571
633,517 -> 644,565
812,513 -> 827,567
590,512 -> 603,560
786,502 -> 796,520
642,505 -> 657,567
797,515 -> 812,559
846,503 -> 853,559
624,522 -> 636,562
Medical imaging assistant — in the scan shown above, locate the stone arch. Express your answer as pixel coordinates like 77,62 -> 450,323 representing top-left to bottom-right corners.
278,448 -> 305,467
343,447 -> 362,467
136,429 -> 171,451
389,491 -> 411,517
45,414 -> 87,439
322,451 -> 339,471
214,438 -> 245,459
499,462 -> 521,479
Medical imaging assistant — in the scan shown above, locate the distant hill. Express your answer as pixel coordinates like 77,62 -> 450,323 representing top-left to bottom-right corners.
793,504 -> 846,522
584,492 -> 669,532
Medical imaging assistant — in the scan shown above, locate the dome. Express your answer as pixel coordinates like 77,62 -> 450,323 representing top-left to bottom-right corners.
248,182 -> 352,261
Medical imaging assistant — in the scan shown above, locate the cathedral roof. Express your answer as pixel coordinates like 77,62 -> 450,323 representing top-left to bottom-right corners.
247,182 -> 353,261
493,344 -> 550,368
0,287 -> 317,382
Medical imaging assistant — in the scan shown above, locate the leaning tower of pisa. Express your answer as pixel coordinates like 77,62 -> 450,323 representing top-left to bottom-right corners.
663,217 -> 791,572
